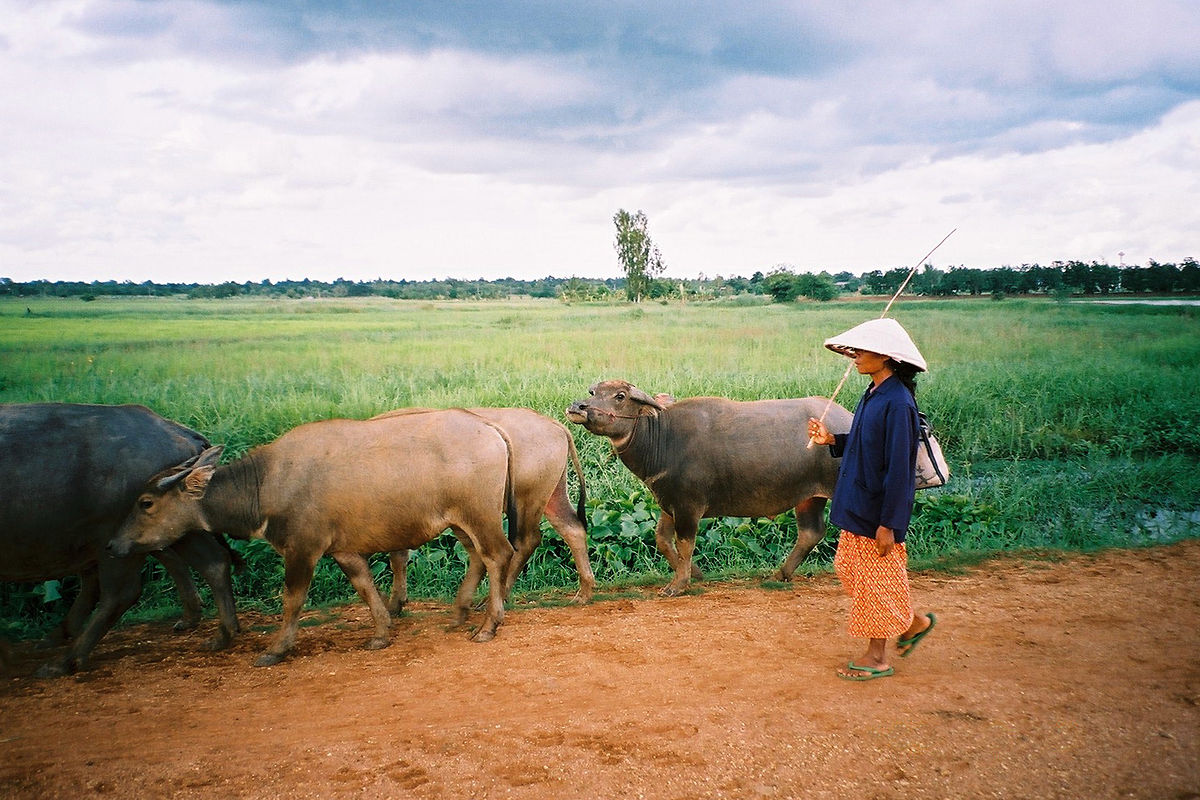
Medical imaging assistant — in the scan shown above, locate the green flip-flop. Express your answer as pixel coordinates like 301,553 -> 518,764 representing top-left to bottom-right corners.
838,662 -> 895,681
897,612 -> 937,658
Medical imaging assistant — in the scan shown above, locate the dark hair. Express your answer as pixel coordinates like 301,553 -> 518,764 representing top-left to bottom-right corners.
888,359 -> 919,396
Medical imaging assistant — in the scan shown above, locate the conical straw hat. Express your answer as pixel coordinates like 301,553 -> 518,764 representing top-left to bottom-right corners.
824,318 -> 928,372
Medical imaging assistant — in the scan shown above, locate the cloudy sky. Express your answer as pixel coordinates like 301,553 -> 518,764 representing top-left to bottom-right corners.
1,0 -> 1197,284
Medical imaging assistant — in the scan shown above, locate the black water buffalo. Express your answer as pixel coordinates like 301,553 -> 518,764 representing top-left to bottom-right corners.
376,407 -> 594,609
109,409 -> 518,666
0,403 -> 240,677
566,380 -> 853,596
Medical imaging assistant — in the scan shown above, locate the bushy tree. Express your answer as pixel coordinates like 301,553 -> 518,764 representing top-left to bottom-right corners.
613,209 -> 666,302
763,268 -> 838,302
795,272 -> 839,301
763,269 -> 801,302
1180,258 -> 1200,292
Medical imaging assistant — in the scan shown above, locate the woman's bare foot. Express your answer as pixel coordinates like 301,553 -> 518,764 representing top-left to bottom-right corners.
896,612 -> 937,657
838,637 -> 892,679
837,660 -> 894,681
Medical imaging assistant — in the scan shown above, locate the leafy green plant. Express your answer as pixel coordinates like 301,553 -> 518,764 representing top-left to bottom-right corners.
1,296 -> 1197,636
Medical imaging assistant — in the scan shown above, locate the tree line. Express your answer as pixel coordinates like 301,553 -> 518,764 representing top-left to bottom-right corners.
3,258 -> 1197,304
857,258 -> 1200,298
0,275 -> 617,302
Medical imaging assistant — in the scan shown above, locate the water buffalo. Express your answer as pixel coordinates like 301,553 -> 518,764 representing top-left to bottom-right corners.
109,409 -> 518,666
376,407 -> 594,609
0,403 -> 240,677
566,380 -> 853,596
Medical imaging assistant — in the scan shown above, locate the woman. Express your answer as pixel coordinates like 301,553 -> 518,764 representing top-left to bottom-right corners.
808,318 -> 936,681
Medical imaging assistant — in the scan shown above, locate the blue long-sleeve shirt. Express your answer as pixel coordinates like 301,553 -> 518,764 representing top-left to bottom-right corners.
828,375 -> 919,542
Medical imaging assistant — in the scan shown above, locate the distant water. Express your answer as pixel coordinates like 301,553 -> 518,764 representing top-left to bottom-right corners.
1083,299 -> 1200,306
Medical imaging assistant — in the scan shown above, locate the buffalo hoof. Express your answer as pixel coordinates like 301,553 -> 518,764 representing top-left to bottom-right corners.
173,619 -> 200,633
202,631 -> 235,652
34,661 -> 71,679
253,652 -> 286,668
363,636 -> 391,651
469,628 -> 497,643
658,584 -> 686,597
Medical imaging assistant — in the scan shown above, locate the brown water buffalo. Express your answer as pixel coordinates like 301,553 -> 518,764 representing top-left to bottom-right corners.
566,380 -> 853,596
375,407 -> 594,609
109,409 -> 518,666
0,403 -> 240,677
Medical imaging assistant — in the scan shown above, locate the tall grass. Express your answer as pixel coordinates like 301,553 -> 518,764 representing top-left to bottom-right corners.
2,295 -> 1198,633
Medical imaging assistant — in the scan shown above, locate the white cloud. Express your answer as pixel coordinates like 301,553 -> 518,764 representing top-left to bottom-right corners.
0,0 -> 1197,284
641,99 -> 1200,277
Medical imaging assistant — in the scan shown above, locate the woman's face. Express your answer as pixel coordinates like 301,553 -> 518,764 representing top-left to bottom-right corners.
852,349 -> 890,376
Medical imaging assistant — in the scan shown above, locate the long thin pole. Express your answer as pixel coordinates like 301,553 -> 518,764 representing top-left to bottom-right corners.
806,228 -> 957,447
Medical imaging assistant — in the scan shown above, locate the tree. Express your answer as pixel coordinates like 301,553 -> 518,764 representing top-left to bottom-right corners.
908,265 -> 945,296
832,271 -> 861,293
613,209 -> 666,302
1063,260 -> 1093,293
1092,261 -> 1119,294
760,268 -> 838,302
763,268 -> 801,302
1180,258 -> 1200,293
795,271 -> 839,301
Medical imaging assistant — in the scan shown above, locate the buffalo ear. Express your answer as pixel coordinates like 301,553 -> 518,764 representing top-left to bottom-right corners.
628,386 -> 666,413
155,462 -> 196,491
155,445 -> 223,495
181,446 -> 223,497
182,465 -> 215,498
192,445 -> 224,469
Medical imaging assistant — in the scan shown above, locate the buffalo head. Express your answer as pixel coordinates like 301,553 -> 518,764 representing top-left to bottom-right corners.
566,380 -> 665,441
107,446 -> 224,557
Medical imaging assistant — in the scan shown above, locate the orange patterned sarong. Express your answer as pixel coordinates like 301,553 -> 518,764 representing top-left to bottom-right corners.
833,529 -> 914,639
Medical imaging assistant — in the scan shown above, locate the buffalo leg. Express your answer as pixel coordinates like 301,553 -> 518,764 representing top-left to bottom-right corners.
454,523 -> 514,642
43,567 -> 101,647
474,538 -> 512,642
459,524 -> 528,614
501,518 -> 542,599
654,514 -> 704,597
386,550 -> 409,616
171,532 -> 240,650
653,513 -> 682,575
449,535 -> 488,628
256,548 -> 321,667
543,477 -> 596,603
151,548 -> 203,632
778,496 -> 829,581
331,552 -> 391,650
37,554 -> 145,678
660,513 -> 701,597
386,545 -> 497,619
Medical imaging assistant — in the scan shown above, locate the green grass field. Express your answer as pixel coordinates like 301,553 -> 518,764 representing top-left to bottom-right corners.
3,294 -> 1199,633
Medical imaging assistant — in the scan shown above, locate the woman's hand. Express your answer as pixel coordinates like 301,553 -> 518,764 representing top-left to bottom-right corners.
875,526 -> 895,557
808,417 -> 834,446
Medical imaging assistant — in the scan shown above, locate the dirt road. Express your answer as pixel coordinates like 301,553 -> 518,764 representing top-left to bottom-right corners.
3,540 -> 1198,799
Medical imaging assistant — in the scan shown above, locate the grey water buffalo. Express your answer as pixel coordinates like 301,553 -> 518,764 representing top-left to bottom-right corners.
566,380 -> 853,596
109,410 -> 518,666
0,403 -> 240,677
376,407 -> 594,609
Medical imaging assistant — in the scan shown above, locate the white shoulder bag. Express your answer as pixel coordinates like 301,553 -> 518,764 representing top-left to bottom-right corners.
915,411 -> 950,490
